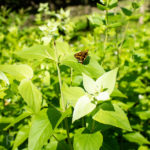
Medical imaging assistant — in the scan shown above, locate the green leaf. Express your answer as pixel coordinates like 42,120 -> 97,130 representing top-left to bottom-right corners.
13,125 -> 30,150
136,111 -> 150,120
28,107 -> 66,150
55,40 -> 70,57
108,22 -> 122,28
61,54 -> 105,78
138,145 -> 149,150
123,132 -> 150,145
0,64 -> 33,81
18,79 -> 42,113
96,68 -> 118,94
73,131 -> 103,150
62,83 -> 85,107
17,44 -> 55,60
111,88 -> 127,98
83,74 -> 96,94
121,7 -> 132,16
0,71 -> 9,85
132,2 -> 139,9
93,103 -> 132,131
109,0 -> 118,9
0,116 -> 14,124
46,140 -> 69,150
88,14 -> 103,26
72,95 -> 96,122
28,109 -> 53,150
97,3 -> 107,11
4,111 -> 32,130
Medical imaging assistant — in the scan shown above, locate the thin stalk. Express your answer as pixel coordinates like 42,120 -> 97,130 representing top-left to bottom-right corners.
70,68 -> 73,86
102,0 -> 109,64
117,21 -> 129,65
54,42 -> 65,111
91,120 -> 95,132
64,119 -> 73,150
82,118 -> 85,127
54,42 -> 73,150
118,22 -> 129,51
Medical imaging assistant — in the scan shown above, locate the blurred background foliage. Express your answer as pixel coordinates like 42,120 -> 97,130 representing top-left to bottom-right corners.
0,0 -> 150,12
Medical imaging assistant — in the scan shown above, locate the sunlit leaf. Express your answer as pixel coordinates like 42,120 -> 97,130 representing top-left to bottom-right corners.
0,64 -> 33,81
72,95 -> 96,122
74,131 -> 103,150
17,44 -> 55,60
93,103 -> 132,131
96,68 -> 118,94
18,79 -> 42,113
83,73 -> 96,94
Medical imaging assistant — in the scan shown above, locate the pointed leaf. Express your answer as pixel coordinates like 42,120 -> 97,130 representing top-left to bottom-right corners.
111,88 -> 127,98
62,84 -> 85,107
18,79 -> 42,113
83,74 -> 96,94
0,71 -> 9,85
121,7 -> 132,16
0,64 -> 33,81
62,54 -> 105,78
4,111 -> 32,130
28,109 -> 53,150
73,95 -> 96,122
93,103 -> 132,131
96,68 -> 118,94
17,45 -> 55,60
28,107 -> 66,150
109,0 -> 118,9
123,132 -> 150,145
13,125 -> 30,150
97,3 -> 107,11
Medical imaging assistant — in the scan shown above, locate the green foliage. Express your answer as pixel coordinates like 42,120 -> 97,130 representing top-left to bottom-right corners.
0,1 -> 150,150
73,131 -> 103,150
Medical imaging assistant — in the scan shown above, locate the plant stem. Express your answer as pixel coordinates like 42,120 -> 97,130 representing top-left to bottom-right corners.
54,42 -> 73,150
70,68 -> 73,86
102,0 -> 109,64
82,118 -> 85,127
54,42 -> 65,111
64,118 -> 73,150
91,120 -> 95,132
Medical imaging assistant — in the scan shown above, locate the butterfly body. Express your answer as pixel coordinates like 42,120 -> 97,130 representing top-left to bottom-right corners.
74,50 -> 88,64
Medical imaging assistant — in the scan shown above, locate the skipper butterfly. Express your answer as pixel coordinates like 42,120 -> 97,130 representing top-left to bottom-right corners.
74,50 -> 88,64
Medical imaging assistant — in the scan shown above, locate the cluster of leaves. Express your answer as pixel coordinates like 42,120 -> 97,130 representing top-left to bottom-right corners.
0,0 -> 150,150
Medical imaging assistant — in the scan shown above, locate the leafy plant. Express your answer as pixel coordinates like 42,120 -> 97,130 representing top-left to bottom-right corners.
0,1 -> 150,150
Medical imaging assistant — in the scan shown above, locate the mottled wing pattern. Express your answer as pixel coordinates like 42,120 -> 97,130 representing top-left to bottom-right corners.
74,50 -> 88,64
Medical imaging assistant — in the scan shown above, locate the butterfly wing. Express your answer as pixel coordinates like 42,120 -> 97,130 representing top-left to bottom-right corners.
74,50 -> 88,64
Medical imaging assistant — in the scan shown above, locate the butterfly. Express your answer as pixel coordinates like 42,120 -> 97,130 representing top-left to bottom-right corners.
74,50 -> 88,64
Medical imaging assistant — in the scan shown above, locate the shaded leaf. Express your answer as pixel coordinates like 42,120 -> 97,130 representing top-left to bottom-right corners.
4,111 -> 32,130
123,132 -> 150,145
13,125 -> 30,150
